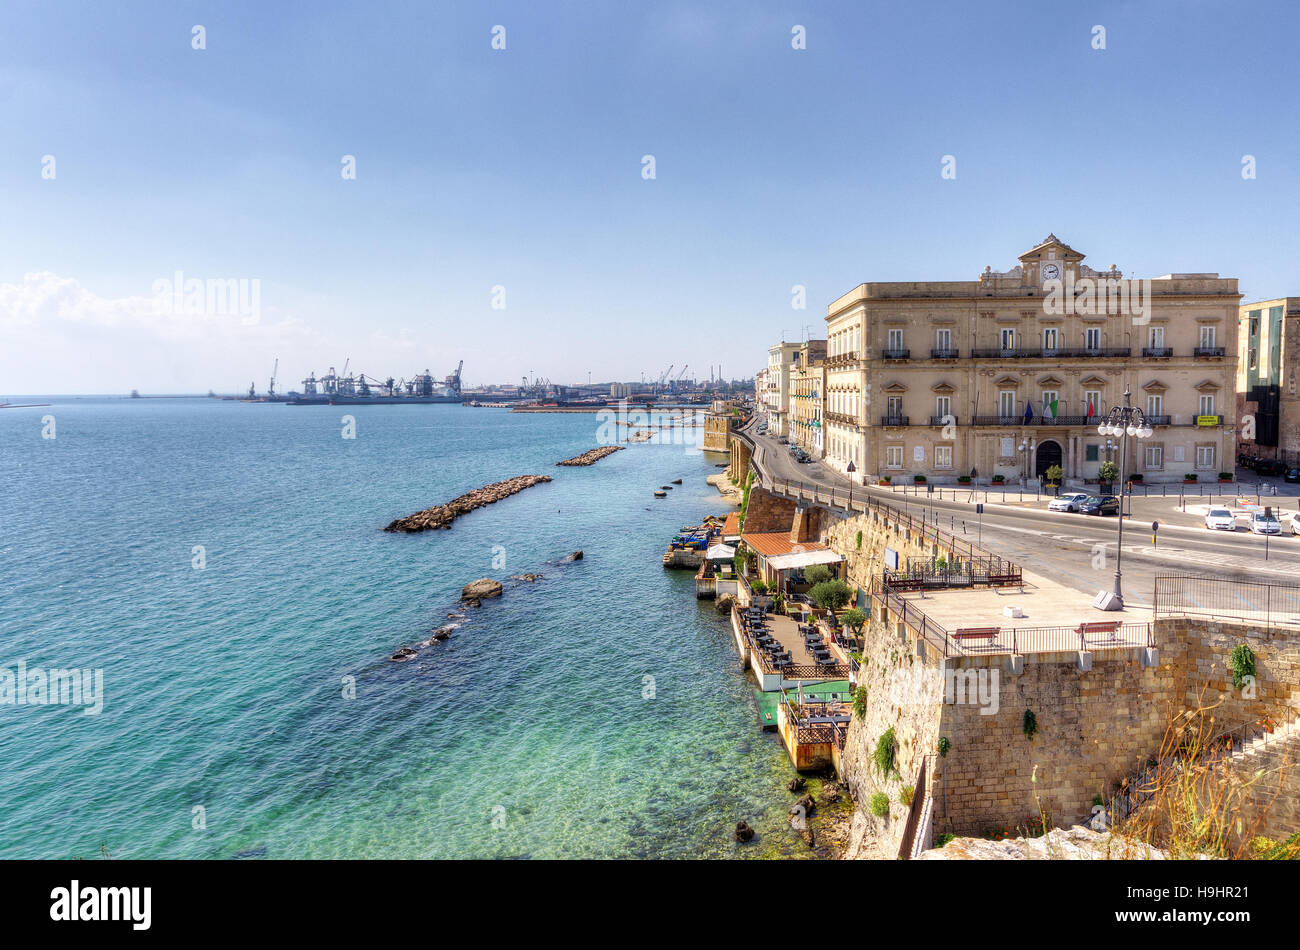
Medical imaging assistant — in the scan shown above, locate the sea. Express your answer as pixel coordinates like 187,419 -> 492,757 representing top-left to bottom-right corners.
0,397 -> 814,859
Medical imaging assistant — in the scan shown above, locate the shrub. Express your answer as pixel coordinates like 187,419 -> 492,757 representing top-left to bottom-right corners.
810,580 -> 853,611
879,475 -> 892,484
868,793 -> 890,818
913,474 -> 927,483
1045,464 -> 1063,484
1184,472 -> 1198,481
1023,709 -> 1038,741
991,474 -> 1005,483
937,736 -> 951,758
872,728 -> 897,778
1252,833 -> 1300,860
957,475 -> 972,484
852,686 -> 868,720
901,785 -> 915,807
935,832 -> 955,848
750,578 -> 768,595
804,564 -> 832,586
855,530 -> 863,550
1218,472 -> 1233,480
1229,643 -> 1256,690
1099,461 -> 1119,483
1128,473 -> 1143,483
841,607 -> 866,635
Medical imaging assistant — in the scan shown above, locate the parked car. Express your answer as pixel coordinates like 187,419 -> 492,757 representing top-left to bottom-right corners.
1250,512 -> 1282,535
777,436 -> 787,444
1290,512 -> 1300,536
1204,508 -> 1237,531
1285,468 -> 1300,484
1048,492 -> 1090,513
796,452 -> 812,464
1256,459 -> 1285,477
1079,494 -> 1120,516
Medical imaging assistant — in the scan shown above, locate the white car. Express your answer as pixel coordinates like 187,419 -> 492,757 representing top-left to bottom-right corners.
1291,512 -> 1300,536
1048,492 -> 1090,513
1204,508 -> 1236,531
1249,513 -> 1282,535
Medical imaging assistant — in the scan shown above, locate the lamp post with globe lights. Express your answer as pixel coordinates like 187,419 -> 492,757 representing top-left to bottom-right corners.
1096,388 -> 1153,606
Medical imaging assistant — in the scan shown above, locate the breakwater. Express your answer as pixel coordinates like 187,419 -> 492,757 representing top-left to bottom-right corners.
557,446 -> 625,466
383,474 -> 553,532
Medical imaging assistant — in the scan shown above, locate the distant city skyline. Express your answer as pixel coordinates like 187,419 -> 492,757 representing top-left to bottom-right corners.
4,1 -> 1300,392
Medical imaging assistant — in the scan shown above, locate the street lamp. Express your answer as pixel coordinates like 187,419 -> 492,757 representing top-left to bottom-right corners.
1095,387 -> 1154,607
1018,437 -> 1036,486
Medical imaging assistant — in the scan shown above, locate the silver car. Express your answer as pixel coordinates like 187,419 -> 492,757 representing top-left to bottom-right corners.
1204,508 -> 1236,531
1048,492 -> 1090,513
1250,513 -> 1281,535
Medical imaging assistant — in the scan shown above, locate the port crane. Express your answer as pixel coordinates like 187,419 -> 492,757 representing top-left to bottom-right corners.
268,358 -> 278,398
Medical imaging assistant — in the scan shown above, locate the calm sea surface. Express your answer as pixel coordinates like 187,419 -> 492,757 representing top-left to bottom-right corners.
0,398 -> 806,858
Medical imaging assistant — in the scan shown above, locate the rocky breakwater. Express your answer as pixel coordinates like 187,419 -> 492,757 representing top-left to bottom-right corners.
556,446 -> 625,466
383,475 -> 552,532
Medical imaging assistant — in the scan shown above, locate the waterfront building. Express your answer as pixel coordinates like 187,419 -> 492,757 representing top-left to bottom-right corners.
789,340 -> 827,458
1236,297 -> 1300,460
822,235 -> 1240,484
764,342 -> 801,437
703,399 -> 736,453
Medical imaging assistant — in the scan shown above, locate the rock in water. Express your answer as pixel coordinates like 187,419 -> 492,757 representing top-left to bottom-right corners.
461,578 -> 503,601
787,777 -> 806,793
390,646 -> 417,662
734,821 -> 755,843
383,475 -> 552,532
429,625 -> 455,641
566,550 -> 583,561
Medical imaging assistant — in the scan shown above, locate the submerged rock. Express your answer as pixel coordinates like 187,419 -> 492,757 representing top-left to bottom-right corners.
734,821 -> 755,843
390,646 -> 417,662
566,550 -> 583,561
787,776 -> 806,793
429,625 -> 456,642
462,578 -> 503,601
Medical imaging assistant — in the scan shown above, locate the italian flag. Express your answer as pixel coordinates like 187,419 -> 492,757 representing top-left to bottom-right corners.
1047,398 -> 1059,419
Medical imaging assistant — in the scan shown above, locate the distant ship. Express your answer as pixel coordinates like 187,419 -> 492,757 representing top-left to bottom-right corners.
285,361 -> 465,406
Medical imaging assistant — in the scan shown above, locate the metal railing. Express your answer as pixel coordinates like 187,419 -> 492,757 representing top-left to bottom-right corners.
1193,346 -> 1226,357
1153,575 -> 1300,632
880,415 -> 910,426
930,348 -> 960,359
1141,347 -> 1173,358
881,349 -> 910,360
897,757 -> 929,859
969,347 -> 1130,359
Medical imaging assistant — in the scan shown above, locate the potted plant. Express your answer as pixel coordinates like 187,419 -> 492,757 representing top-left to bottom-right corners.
1128,473 -> 1143,484
913,474 -> 927,484
878,474 -> 892,485
1098,460 -> 1119,492
1184,472 -> 1198,483
957,474 -> 972,484
1218,471 -> 1233,483
991,474 -> 1005,485
1045,463 -> 1063,495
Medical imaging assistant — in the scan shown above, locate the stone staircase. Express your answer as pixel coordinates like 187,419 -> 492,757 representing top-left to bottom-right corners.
1214,715 -> 1300,843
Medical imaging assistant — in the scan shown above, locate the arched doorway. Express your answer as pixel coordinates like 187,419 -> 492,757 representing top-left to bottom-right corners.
1035,440 -> 1062,480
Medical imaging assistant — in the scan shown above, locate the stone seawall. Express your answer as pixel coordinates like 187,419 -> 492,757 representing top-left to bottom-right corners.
556,446 -> 625,466
383,475 -> 553,532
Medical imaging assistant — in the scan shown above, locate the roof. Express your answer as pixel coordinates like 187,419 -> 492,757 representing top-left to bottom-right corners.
722,512 -> 741,539
740,532 -> 828,559
766,549 -> 845,571
706,544 -> 736,560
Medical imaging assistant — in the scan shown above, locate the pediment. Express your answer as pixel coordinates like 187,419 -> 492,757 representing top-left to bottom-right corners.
1142,379 -> 1167,394
881,381 -> 908,394
930,381 -> 957,394
993,375 -> 1020,388
1018,233 -> 1086,263
1080,375 -> 1108,387
1194,379 -> 1221,393
1036,375 -> 1065,387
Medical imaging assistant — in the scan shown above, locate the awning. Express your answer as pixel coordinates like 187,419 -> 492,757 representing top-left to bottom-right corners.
705,544 -> 736,560
765,549 -> 844,571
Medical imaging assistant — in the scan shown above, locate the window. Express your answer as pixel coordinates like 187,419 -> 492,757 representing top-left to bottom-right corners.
1149,326 -> 1164,348
936,328 -> 952,351
999,390 -> 1016,416
1085,327 -> 1101,350
1043,328 -> 1058,351
885,445 -> 903,468
1199,394 -> 1215,416
1041,390 -> 1058,415
887,395 -> 903,416
1085,444 -> 1099,462
1199,325 -> 1217,348
1145,445 -> 1163,470
936,446 -> 953,469
1001,327 -> 1016,350
935,395 -> 951,418
1249,349 -> 1258,369
1147,394 -> 1163,416
888,328 -> 904,350
1084,390 -> 1102,416
1196,445 -> 1216,469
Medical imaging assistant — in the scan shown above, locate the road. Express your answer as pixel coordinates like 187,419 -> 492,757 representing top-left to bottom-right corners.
746,420 -> 1300,606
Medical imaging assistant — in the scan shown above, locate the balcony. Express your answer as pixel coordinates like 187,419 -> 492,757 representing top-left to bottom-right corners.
1194,346 -> 1226,358
825,411 -> 858,426
825,353 -> 860,369
970,415 -> 1090,426
969,347 -> 1130,359
1141,347 -> 1173,358
881,349 -> 910,361
879,415 -> 910,427
928,415 -> 959,426
1145,415 -> 1172,426
930,348 -> 960,360
1192,414 -> 1225,427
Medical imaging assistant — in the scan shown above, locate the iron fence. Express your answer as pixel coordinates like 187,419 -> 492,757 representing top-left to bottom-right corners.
1153,575 -> 1300,631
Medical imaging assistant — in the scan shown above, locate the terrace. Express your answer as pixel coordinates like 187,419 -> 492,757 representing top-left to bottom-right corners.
733,603 -> 851,685
875,571 -> 1154,658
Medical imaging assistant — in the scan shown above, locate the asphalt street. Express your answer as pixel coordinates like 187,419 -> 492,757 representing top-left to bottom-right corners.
746,422 -> 1300,607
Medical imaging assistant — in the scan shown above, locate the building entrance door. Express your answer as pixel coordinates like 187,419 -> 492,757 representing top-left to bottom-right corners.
1035,440 -> 1063,480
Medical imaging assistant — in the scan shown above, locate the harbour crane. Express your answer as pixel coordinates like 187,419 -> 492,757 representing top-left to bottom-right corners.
268,358 -> 278,398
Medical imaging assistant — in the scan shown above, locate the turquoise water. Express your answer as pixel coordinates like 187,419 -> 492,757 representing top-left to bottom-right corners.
0,399 -> 805,858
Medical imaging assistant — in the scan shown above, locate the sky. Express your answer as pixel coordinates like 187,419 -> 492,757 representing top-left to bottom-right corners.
2,0 -> 1299,394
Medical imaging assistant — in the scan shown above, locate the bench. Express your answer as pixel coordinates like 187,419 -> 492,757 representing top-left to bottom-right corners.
1076,620 -> 1122,642
953,626 -> 1000,645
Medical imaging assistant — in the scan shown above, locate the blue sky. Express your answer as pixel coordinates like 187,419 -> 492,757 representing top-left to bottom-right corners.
2,0 -> 1298,393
